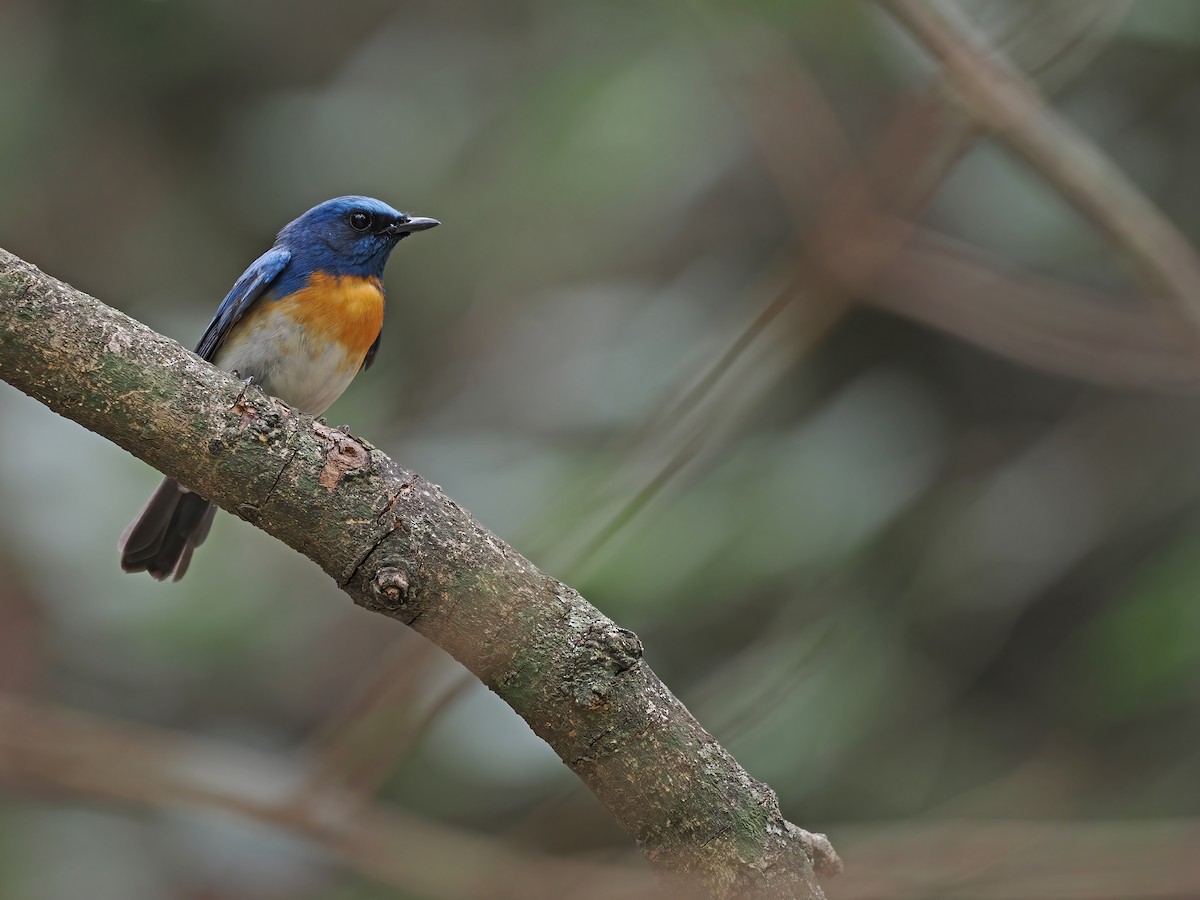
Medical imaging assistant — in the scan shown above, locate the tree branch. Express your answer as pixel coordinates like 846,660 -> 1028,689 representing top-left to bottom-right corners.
877,0 -> 1200,323
870,228 -> 1200,391
0,696 -> 657,900
0,247 -> 840,898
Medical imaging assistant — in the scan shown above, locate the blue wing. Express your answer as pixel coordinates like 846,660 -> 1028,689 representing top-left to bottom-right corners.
361,329 -> 382,371
194,248 -> 292,361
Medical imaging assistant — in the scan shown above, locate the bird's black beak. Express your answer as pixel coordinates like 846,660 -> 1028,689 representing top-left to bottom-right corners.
385,215 -> 440,236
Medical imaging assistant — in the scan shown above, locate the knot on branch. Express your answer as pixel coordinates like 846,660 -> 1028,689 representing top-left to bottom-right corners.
566,621 -> 644,710
791,825 -> 843,878
371,566 -> 411,610
315,423 -> 371,489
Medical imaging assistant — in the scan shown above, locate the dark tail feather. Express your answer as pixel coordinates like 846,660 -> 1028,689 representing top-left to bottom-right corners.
119,478 -> 217,581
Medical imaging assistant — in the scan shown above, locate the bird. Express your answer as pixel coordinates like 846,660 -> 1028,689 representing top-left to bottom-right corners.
119,196 -> 439,581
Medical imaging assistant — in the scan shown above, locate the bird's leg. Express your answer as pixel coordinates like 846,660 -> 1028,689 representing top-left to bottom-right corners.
229,371 -> 259,409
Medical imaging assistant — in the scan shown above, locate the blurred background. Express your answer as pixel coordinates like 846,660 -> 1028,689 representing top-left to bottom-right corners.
3,0 -> 1200,897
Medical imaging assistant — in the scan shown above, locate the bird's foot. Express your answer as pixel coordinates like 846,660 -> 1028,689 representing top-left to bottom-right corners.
230,372 -> 259,409
312,417 -> 350,435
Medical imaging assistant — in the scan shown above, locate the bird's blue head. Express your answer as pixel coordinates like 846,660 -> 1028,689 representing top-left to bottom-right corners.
276,196 -> 440,279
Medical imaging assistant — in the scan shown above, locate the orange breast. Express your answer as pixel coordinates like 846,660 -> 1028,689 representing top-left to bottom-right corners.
275,272 -> 385,362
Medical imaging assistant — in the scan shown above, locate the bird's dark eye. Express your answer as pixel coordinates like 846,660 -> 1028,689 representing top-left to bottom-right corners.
350,211 -> 372,232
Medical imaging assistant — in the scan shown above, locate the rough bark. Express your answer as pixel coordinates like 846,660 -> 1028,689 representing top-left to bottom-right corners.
0,247 -> 840,898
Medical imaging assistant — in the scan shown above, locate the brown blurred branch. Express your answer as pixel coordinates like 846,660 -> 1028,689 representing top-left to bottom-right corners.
552,81 -> 976,575
0,248 -> 839,899
0,696 -> 656,900
871,228 -> 1200,390
834,818 -> 1200,899
16,692 -> 1192,899
878,0 -> 1200,323
556,1 -> 1200,590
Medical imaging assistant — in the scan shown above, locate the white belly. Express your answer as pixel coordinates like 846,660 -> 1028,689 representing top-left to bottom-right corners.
213,315 -> 361,416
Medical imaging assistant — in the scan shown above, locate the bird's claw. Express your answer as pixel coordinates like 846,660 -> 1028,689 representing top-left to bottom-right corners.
314,417 -> 350,435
